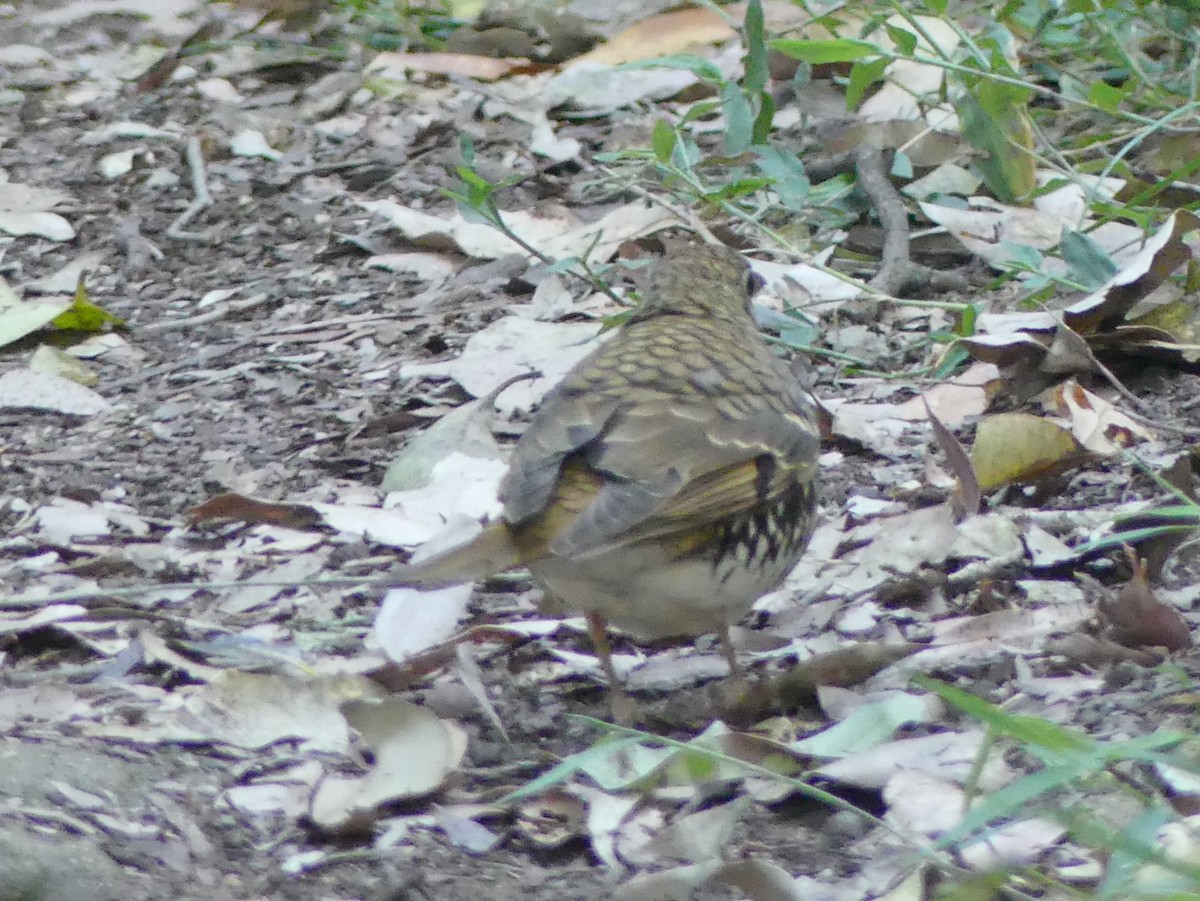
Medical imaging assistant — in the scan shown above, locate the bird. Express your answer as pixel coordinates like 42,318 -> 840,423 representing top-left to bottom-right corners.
393,242 -> 821,721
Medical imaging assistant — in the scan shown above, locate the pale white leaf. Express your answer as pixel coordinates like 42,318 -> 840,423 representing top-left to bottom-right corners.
0,369 -> 110,415
373,584 -> 473,662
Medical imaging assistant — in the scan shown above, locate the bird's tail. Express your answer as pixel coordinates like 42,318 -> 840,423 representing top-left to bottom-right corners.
391,522 -> 521,587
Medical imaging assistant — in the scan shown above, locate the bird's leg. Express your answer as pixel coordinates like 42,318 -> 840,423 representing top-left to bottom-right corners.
717,623 -> 746,692
715,622 -> 762,715
585,612 -> 641,725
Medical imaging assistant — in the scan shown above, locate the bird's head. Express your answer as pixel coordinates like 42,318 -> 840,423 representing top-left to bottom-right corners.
630,244 -> 762,323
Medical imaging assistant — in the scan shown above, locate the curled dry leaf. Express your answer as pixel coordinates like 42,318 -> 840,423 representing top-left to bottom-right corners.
567,8 -> 734,67
924,397 -> 981,517
308,698 -> 467,836
1052,380 -> 1153,455
1099,547 -> 1191,652
189,492 -> 323,529
960,209 -> 1200,372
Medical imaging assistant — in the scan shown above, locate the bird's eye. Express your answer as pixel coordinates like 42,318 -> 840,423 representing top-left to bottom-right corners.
745,270 -> 766,296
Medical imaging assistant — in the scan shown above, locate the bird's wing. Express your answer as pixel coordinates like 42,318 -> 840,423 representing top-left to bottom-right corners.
549,392 -> 819,558
499,391 -> 615,525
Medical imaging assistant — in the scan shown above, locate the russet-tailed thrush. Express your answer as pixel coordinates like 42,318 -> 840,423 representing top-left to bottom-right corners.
394,243 -> 820,719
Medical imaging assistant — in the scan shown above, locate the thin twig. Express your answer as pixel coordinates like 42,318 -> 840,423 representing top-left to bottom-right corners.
141,292 -> 274,332
854,144 -> 970,297
167,136 -> 213,242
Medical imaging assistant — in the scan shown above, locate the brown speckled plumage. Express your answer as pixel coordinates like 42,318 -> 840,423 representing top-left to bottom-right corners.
395,244 -> 821,720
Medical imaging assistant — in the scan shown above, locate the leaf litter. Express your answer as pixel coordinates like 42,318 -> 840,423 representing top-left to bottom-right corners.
1,1 -> 1200,899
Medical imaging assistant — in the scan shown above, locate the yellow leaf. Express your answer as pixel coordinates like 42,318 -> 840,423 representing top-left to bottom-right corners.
971,412 -> 1082,491
49,276 -> 126,332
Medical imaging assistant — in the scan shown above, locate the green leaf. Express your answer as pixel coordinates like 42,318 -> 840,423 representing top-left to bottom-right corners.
890,149 -> 913,179
956,76 -> 1036,202
453,164 -> 492,192
884,23 -> 917,55
540,256 -> 583,276
791,694 -> 934,758
932,343 -> 969,378
1094,806 -> 1192,899
704,177 -> 773,202
500,736 -> 648,802
52,280 -> 126,332
651,120 -> 676,164
1075,524 -> 1199,556
620,53 -> 723,82
756,306 -> 819,347
958,303 -> 978,336
1118,504 -> 1200,523
742,0 -> 768,96
922,0 -> 947,13
680,99 -> 722,123
1088,80 -> 1125,113
769,38 -> 881,64
751,91 -> 775,146
1001,242 -> 1045,271
846,56 -> 888,109
452,197 -> 499,226
753,305 -> 804,331
940,763 -> 1097,848
721,82 -> 754,155
913,676 -> 1093,753
458,133 -> 476,166
754,145 -> 809,210
1060,228 -> 1119,288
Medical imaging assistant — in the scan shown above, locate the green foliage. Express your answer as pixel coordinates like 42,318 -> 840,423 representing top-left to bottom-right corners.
914,676 -> 1200,898
434,0 -> 1199,382
331,0 -> 463,50
1059,228 -> 1121,287
770,37 -> 881,63
1076,452 -> 1200,554
442,137 -> 521,229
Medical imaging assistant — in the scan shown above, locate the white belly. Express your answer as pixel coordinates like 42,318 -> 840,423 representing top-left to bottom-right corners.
528,544 -> 797,639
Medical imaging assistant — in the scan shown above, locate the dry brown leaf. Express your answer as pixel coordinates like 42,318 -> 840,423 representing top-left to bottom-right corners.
960,210 -> 1200,375
1099,547 -> 1191,652
568,9 -> 735,67
924,397 -> 980,517
1046,632 -> 1163,667
749,643 -> 919,716
189,492 -> 323,529
1063,209 -> 1200,334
